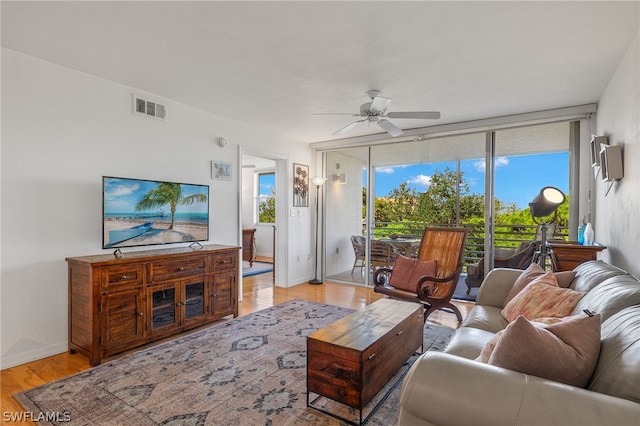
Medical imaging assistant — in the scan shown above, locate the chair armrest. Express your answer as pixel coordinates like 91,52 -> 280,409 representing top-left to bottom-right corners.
399,352 -> 640,426
475,268 -> 523,308
416,264 -> 463,299
372,267 -> 393,286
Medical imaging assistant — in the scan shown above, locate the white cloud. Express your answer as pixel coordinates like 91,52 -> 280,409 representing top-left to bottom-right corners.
376,164 -> 412,174
376,167 -> 395,174
407,174 -> 431,188
496,157 -> 509,167
106,183 -> 140,199
473,156 -> 509,171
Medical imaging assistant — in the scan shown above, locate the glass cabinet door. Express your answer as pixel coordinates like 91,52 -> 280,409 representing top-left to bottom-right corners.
184,281 -> 205,321
151,286 -> 176,330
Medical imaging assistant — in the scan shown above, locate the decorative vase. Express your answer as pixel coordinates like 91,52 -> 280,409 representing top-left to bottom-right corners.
584,223 -> 594,246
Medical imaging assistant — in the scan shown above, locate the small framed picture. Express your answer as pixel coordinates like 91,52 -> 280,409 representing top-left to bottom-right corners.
212,161 -> 232,181
293,163 -> 309,207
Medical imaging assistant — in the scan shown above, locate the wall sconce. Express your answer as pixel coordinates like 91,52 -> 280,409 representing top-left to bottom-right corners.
589,135 -> 608,167
333,173 -> 347,184
589,134 -> 623,196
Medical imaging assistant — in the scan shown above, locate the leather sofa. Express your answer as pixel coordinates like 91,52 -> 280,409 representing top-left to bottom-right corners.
398,260 -> 640,425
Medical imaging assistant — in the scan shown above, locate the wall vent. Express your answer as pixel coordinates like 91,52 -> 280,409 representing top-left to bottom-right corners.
133,94 -> 167,120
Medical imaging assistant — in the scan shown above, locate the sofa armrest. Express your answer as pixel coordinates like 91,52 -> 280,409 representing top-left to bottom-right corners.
399,352 -> 640,426
475,268 -> 523,308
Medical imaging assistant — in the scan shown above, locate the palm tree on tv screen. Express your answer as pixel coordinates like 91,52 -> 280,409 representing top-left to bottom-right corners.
135,183 -> 207,230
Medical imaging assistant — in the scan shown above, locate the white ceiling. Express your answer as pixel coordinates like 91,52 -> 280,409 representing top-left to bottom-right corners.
2,1 -> 638,144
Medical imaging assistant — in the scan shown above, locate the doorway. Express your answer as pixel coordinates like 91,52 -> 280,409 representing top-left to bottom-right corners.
240,153 -> 279,286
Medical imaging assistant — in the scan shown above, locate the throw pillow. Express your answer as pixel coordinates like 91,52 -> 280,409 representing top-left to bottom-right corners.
501,272 -> 585,321
487,314 -> 601,388
478,317 -> 570,363
504,263 -> 577,305
389,254 -> 437,293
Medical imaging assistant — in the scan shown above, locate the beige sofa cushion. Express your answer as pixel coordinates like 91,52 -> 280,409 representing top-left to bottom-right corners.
589,305 -> 640,402
573,275 -> 640,321
444,326 -> 496,360
571,260 -> 628,292
460,305 -> 508,333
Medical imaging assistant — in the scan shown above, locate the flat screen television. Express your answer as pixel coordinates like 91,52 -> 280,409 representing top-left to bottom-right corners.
103,176 -> 209,249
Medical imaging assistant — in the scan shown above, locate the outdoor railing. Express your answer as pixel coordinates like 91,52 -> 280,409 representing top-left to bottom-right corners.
368,221 -> 568,267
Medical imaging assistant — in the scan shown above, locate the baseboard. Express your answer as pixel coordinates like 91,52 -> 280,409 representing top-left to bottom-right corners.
1,342 -> 68,370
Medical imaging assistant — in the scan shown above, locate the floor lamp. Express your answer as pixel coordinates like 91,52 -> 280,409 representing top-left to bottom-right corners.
529,186 -> 565,269
309,176 -> 327,284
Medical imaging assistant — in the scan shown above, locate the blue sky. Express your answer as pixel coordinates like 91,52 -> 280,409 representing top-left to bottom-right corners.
104,177 -> 209,213
373,152 -> 569,209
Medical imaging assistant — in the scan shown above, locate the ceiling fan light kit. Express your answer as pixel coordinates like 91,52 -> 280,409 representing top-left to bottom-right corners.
315,90 -> 441,137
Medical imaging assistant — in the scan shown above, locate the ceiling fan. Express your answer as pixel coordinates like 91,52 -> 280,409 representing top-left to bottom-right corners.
313,90 -> 440,137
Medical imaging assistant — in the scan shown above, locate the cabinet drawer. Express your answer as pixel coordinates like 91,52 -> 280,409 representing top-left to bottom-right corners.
212,252 -> 237,270
148,257 -> 206,283
101,265 -> 143,291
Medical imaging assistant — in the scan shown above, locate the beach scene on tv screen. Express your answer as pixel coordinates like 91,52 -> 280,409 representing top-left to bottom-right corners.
103,177 -> 209,248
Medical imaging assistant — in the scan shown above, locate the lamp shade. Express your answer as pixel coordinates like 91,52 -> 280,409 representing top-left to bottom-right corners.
311,176 -> 327,186
529,186 -> 565,218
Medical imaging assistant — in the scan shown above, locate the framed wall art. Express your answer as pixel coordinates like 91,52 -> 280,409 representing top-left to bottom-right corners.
212,161 -> 232,181
293,163 -> 309,207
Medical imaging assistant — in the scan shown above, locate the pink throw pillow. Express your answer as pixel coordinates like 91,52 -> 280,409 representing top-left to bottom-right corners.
504,263 -> 577,306
478,316 -> 573,363
389,254 -> 437,293
501,272 -> 585,322
487,314 -> 601,388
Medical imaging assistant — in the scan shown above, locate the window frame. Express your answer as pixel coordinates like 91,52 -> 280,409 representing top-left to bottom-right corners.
256,170 -> 276,224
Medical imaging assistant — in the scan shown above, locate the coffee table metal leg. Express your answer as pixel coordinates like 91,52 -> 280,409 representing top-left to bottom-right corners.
307,361 -> 414,425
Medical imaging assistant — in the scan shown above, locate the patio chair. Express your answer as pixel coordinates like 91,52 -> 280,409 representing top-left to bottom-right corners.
350,235 -> 366,274
373,227 -> 468,323
370,239 -> 398,271
464,240 -> 537,294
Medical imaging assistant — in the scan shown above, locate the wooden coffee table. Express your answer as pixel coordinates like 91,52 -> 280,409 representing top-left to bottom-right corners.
306,298 -> 423,425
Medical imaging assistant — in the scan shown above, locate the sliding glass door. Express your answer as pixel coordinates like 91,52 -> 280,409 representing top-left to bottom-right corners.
321,121 -> 574,292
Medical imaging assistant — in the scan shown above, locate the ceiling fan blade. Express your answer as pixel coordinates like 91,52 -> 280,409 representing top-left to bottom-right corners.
370,96 -> 392,113
312,113 -> 360,117
333,120 -> 365,136
387,111 -> 441,120
378,119 -> 404,137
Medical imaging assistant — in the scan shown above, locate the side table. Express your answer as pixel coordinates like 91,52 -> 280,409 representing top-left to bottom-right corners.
548,241 -> 607,271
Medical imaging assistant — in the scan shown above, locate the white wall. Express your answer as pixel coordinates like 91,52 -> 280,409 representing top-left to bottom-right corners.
0,48 -> 314,368
595,32 -> 640,278
324,151 -> 366,276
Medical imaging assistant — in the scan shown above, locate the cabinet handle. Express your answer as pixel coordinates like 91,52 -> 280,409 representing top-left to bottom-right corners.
213,293 -> 217,297
177,267 -> 185,271
221,260 -> 228,264
176,302 -> 183,306
368,353 -> 376,360
138,312 -> 144,316
397,330 -> 404,336
120,275 -> 128,280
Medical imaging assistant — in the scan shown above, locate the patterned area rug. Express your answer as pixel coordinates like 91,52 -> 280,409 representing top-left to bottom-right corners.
16,299 -> 454,425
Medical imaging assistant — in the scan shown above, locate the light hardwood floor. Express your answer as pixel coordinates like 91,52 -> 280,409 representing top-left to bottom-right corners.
1,261 -> 472,422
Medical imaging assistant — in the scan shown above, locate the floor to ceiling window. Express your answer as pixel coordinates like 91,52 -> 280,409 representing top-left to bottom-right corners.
321,120 -> 575,293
